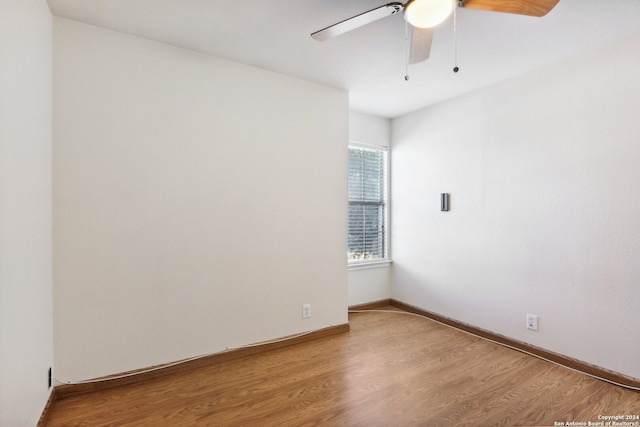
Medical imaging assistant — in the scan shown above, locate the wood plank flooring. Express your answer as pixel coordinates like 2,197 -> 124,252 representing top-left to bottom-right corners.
45,308 -> 640,426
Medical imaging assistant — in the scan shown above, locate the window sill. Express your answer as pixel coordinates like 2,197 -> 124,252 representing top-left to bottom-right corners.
348,259 -> 392,271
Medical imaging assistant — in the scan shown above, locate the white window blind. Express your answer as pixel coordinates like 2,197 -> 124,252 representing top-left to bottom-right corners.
348,144 -> 388,262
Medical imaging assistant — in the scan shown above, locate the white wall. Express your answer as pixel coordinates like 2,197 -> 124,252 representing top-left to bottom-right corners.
0,1 -> 53,425
349,111 -> 391,149
348,111 -> 392,306
348,264 -> 391,307
53,18 -> 348,382
391,31 -> 640,379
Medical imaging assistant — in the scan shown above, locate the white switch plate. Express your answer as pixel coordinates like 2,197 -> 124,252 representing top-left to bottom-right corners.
302,304 -> 311,319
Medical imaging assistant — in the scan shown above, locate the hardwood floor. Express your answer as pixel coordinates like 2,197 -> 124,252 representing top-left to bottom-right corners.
45,308 -> 640,426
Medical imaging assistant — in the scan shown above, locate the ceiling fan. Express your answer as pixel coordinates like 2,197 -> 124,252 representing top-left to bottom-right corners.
311,0 -> 560,66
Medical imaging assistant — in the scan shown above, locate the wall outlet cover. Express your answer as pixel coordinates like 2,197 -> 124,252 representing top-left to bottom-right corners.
526,314 -> 538,331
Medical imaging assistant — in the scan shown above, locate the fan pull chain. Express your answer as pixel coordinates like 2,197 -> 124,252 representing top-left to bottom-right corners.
453,0 -> 460,73
404,20 -> 410,81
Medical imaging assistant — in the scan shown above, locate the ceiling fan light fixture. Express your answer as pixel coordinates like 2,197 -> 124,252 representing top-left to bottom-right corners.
404,0 -> 453,28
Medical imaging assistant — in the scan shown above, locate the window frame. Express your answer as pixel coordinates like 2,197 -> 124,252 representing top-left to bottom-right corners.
347,141 -> 392,269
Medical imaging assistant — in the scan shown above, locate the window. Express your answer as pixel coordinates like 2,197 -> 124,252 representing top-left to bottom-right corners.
348,143 -> 388,263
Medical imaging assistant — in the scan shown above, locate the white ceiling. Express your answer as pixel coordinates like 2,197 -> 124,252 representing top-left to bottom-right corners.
47,0 -> 640,118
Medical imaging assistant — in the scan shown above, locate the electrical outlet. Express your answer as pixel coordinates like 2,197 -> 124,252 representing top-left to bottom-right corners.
526,314 -> 538,331
302,304 -> 311,319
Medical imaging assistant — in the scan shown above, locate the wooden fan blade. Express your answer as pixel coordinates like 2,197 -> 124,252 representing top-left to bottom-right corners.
409,26 -> 433,64
461,0 -> 560,17
311,2 -> 404,41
